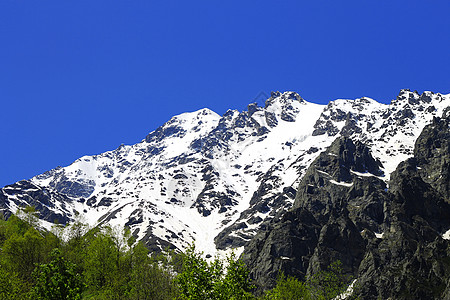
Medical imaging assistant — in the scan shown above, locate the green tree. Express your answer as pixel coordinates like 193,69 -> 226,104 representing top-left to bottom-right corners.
0,212 -> 32,239
2,226 -> 45,279
15,206 -> 40,229
215,252 -> 254,299
264,261 -> 351,300
61,220 -> 91,275
264,273 -> 308,300
82,226 -> 135,298
307,261 -> 348,300
176,245 -> 219,299
0,209 -> 60,298
83,229 -> 119,290
128,242 -> 178,300
0,265 -> 30,300
32,248 -> 83,300
176,245 -> 254,300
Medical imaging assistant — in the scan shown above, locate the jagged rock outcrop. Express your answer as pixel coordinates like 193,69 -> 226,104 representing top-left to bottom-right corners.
0,180 -> 73,224
414,113 -> 450,200
243,137 -> 388,290
243,114 -> 450,299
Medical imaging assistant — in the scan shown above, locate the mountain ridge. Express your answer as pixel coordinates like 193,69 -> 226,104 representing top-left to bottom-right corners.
1,89 -> 449,260
242,112 -> 450,299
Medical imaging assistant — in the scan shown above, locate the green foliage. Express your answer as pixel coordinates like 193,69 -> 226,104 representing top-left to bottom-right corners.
128,242 -> 178,300
84,230 -> 119,290
1,221 -> 46,279
263,261 -> 352,300
216,252 -> 255,299
0,209 -> 354,300
62,219 -> 93,277
82,225 -> 136,299
307,261 -> 348,300
0,214 -> 30,237
80,225 -> 179,299
0,265 -> 30,300
175,245 -> 218,299
32,248 -> 83,300
176,245 -> 254,300
264,273 -> 308,300
0,210 -> 178,299
0,208 -> 54,298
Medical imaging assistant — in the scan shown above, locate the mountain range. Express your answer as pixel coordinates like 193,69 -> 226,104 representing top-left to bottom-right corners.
1,89 -> 449,298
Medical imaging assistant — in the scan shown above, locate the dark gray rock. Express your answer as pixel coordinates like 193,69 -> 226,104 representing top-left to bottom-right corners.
312,120 -> 340,136
49,174 -> 95,199
0,180 -> 73,224
414,115 -> 450,200
242,208 -> 321,289
247,102 -> 260,117
243,116 -> 450,299
264,111 -> 278,128
145,123 -> 186,143
215,163 -> 297,251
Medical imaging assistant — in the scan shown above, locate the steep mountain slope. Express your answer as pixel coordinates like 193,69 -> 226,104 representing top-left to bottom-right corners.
0,90 -> 448,259
242,111 -> 450,299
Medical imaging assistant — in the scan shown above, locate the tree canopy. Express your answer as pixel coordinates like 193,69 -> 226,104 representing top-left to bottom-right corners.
0,208 -> 353,299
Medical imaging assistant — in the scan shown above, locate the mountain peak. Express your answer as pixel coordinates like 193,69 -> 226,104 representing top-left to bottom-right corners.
2,89 -> 449,260
265,91 -> 304,108
144,108 -> 220,144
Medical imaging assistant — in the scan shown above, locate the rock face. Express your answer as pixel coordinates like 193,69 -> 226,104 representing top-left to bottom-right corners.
414,111 -> 450,200
0,180 -> 74,224
243,114 -> 450,299
242,137 -> 389,290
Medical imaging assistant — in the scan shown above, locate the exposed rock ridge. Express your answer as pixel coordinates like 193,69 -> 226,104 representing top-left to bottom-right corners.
243,113 -> 450,299
0,90 -> 448,257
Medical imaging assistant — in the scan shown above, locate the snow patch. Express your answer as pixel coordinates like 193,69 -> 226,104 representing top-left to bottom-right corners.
334,279 -> 357,300
442,229 -> 450,240
329,180 -> 353,187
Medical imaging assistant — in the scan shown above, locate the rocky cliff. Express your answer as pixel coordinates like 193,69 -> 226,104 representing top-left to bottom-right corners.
243,112 -> 450,299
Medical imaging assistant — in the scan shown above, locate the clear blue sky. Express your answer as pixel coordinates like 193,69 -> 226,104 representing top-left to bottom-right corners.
1,1 -> 449,187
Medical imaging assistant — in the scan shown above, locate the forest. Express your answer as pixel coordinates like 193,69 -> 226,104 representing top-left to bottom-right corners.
0,207 -> 352,299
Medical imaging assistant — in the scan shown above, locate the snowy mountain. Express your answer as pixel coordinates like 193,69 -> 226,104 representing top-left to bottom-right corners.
1,89 -> 449,258
243,104 -> 450,299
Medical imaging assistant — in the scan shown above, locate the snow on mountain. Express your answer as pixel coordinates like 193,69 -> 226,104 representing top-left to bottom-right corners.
1,90 -> 449,257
